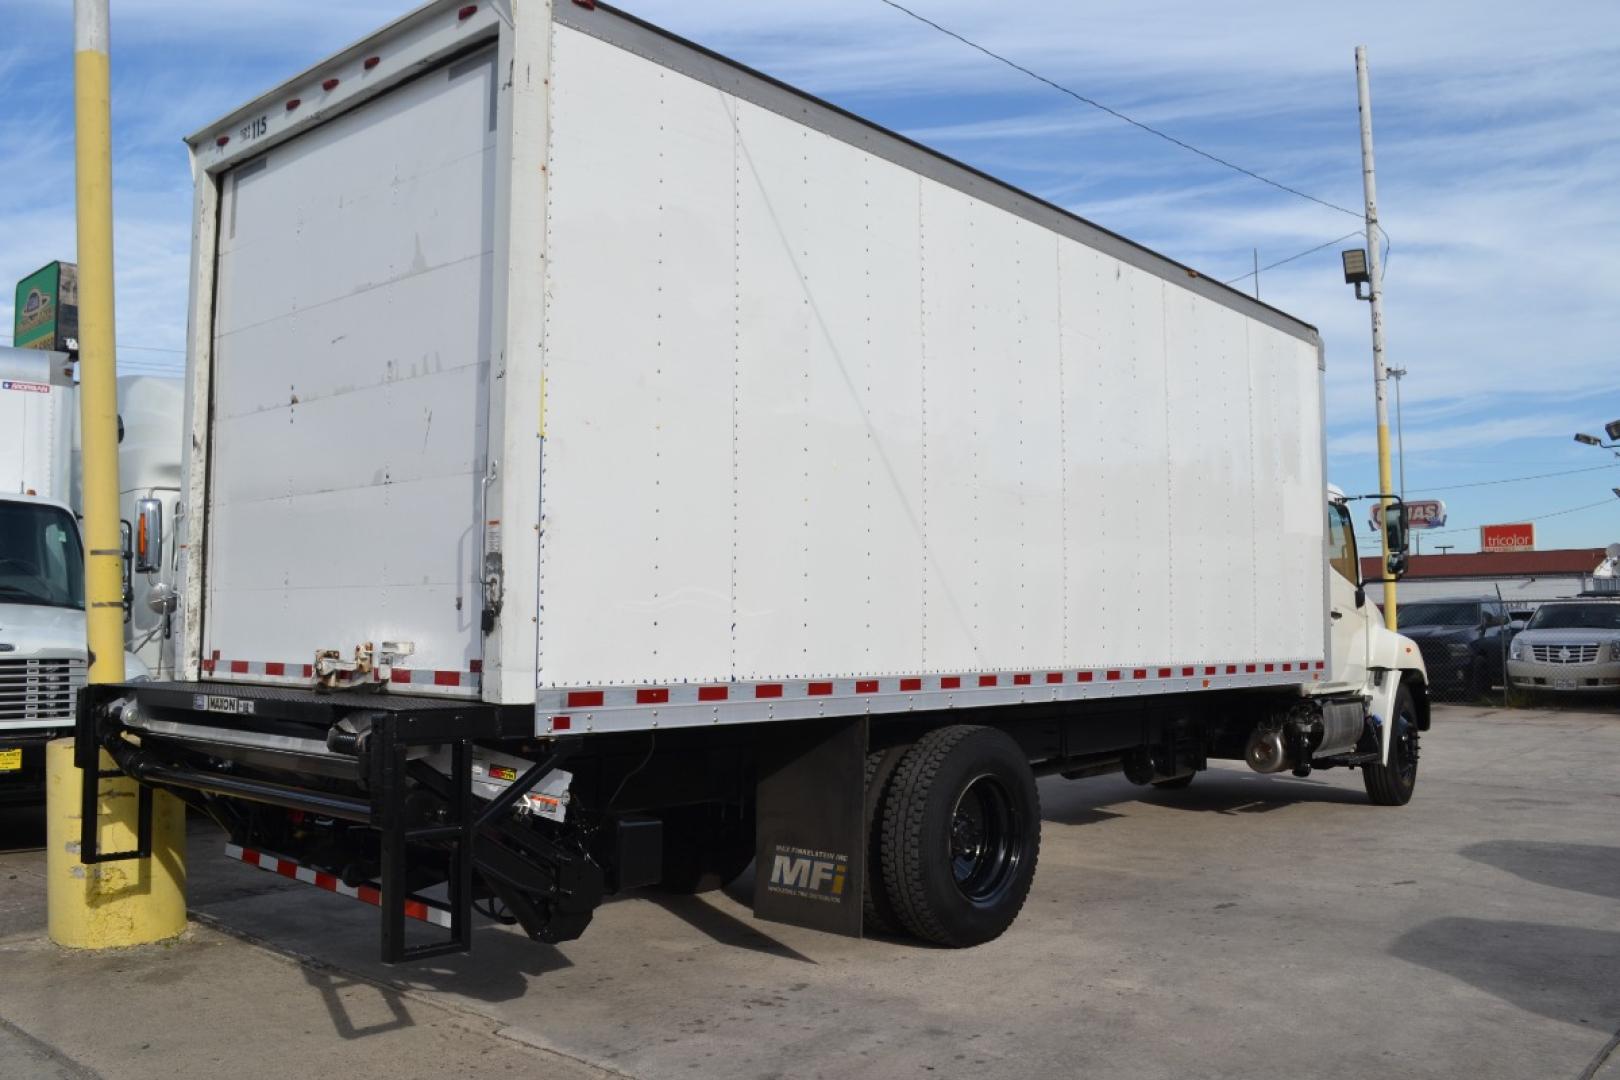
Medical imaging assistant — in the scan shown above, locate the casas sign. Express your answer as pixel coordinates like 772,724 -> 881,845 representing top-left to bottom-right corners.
1480,523 -> 1534,553
1370,499 -> 1446,530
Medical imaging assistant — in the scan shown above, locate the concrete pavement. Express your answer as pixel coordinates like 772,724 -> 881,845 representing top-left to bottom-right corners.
3,703 -> 1618,1079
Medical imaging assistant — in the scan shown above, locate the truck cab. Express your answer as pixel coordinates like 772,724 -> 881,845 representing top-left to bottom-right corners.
2,347 -> 160,799
1317,487 -> 1428,799
0,493 -> 150,800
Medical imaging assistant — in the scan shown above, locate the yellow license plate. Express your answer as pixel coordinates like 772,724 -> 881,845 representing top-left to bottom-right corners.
0,749 -> 21,772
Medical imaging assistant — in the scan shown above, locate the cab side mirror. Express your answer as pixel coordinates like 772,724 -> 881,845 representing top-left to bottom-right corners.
1383,503 -> 1409,578
135,497 -> 163,574
118,520 -> 133,621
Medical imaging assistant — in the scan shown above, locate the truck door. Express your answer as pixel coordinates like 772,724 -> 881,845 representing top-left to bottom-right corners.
1325,501 -> 1370,692
202,48 -> 498,694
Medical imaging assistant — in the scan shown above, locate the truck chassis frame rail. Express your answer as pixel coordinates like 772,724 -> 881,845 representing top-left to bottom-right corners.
74,681 -> 558,963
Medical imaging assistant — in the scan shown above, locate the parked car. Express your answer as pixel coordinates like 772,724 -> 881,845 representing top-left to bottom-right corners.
1507,599 -> 1620,692
1398,597 -> 1517,697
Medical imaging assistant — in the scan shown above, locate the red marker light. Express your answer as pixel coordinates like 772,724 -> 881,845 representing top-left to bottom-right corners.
363,55 -> 380,70
322,77 -> 340,91
215,135 -> 229,147
458,4 -> 477,19
285,98 -> 300,111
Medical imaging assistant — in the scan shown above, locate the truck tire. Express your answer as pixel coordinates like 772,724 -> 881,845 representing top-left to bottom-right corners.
880,726 -> 1040,947
1151,773 -> 1196,790
863,746 -> 911,936
657,805 -> 755,894
1363,684 -> 1420,806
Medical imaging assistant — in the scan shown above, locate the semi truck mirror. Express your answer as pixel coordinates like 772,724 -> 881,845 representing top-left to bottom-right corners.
135,497 -> 163,573
1386,550 -> 1408,578
119,520 -> 134,620
1383,503 -> 1409,558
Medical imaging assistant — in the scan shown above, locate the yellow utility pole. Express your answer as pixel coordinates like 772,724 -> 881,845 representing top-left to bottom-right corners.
73,2 -> 124,672
49,0 -> 186,951
1355,46 -> 1398,631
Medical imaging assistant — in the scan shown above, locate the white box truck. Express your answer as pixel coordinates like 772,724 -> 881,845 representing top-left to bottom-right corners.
1,347 -> 180,799
80,0 -> 1427,960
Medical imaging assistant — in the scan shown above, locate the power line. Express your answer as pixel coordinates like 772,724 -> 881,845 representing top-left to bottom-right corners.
1,333 -> 183,356
1408,461 -> 1620,495
1225,230 -> 1362,285
874,0 -> 1364,220
1423,498 -> 1618,538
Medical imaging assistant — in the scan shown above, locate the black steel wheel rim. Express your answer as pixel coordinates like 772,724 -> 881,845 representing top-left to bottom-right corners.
948,773 -> 1022,906
1394,712 -> 1419,784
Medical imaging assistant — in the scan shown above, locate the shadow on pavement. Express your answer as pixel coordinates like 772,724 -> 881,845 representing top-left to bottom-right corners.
302,965 -> 416,1040
1459,840 -> 1620,902
1390,917 -> 1620,1027
0,805 -> 45,852
642,892 -> 818,964
350,924 -> 575,1004
1040,769 -> 1366,826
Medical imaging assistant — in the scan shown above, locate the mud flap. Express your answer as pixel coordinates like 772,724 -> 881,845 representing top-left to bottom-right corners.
752,715 -> 866,938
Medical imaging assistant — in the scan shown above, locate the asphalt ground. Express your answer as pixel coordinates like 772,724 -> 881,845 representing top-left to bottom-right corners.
2,702 -> 1617,1080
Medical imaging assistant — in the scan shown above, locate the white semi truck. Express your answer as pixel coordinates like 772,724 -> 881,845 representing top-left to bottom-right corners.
78,0 -> 1427,959
2,346 -> 182,800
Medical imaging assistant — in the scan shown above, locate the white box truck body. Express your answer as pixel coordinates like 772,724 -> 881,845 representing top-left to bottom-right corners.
2,348 -> 179,797
86,0 -> 1427,959
1,348 -> 86,787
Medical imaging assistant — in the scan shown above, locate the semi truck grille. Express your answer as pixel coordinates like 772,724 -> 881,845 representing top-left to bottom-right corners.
0,658 -> 86,722
1529,644 -> 1600,664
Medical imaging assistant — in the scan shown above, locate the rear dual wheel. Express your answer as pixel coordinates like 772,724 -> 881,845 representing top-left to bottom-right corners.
865,726 -> 1040,947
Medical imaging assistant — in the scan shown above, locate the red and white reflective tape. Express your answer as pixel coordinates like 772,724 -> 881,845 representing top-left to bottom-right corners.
536,659 -> 1327,733
224,843 -> 452,929
201,653 -> 482,690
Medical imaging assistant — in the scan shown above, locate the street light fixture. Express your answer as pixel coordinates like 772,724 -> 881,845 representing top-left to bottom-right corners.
1574,422 -> 1620,450
1341,248 -> 1372,300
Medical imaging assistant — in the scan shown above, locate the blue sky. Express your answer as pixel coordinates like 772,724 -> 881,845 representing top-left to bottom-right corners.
2,0 -> 1618,553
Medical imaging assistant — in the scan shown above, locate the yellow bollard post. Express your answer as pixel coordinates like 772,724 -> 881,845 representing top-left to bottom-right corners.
47,739 -> 187,948
50,0 -> 188,946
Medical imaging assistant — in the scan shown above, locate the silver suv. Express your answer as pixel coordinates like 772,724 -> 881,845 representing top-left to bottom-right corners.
1506,598 -> 1620,692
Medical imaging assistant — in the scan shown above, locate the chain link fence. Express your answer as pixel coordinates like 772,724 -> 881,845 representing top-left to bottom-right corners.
1401,585 -> 1515,707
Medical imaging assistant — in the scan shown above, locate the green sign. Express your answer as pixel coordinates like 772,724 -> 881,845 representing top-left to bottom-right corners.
13,261 -> 78,352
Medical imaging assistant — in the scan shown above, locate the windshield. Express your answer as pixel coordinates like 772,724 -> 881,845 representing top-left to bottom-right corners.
0,502 -> 84,610
1526,604 -> 1620,631
1399,602 -> 1479,628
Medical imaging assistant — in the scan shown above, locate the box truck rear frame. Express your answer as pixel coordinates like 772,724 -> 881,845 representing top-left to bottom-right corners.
80,0 -> 1428,963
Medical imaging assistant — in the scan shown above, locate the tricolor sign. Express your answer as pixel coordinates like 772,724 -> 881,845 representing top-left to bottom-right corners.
1481,523 -> 1535,553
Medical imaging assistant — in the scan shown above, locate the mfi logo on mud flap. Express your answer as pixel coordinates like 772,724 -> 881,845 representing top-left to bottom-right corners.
766,845 -> 849,904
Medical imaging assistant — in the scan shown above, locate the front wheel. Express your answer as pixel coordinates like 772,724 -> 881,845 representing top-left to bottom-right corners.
1363,683 -> 1420,806
879,725 -> 1040,947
